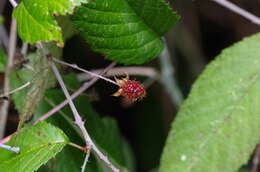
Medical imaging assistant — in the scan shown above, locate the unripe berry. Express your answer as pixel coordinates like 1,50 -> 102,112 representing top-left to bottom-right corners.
122,80 -> 146,101
112,73 -> 146,101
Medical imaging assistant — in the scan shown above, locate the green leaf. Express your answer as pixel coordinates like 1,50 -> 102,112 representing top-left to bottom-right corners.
35,89 -> 134,171
0,49 -> 7,72
159,33 -> 260,172
13,0 -> 88,46
71,0 -> 179,64
0,122 -> 69,172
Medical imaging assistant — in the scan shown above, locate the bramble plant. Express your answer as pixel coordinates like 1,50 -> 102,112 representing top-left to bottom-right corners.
0,0 -> 260,172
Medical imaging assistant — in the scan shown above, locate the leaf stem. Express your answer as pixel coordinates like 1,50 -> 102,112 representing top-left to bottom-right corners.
51,62 -> 119,172
212,0 -> 260,26
68,142 -> 89,152
52,57 -> 119,86
0,143 -> 19,153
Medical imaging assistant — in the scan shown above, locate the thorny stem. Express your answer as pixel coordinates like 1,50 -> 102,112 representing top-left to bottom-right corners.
0,143 -> 19,154
0,18 -> 17,139
52,57 -> 119,86
51,63 -> 119,172
212,0 -> 260,26
33,62 -> 116,124
0,81 -> 31,98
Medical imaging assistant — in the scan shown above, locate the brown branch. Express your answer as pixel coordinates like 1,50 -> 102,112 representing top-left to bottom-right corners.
68,142 -> 88,152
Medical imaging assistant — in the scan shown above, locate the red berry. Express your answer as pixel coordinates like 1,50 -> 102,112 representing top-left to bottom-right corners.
122,80 -> 146,101
112,72 -> 146,101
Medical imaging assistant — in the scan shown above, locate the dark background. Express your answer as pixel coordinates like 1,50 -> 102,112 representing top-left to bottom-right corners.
1,0 -> 260,171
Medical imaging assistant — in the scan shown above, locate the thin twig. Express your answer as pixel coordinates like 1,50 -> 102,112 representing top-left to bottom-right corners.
9,0 -> 17,8
212,0 -> 260,26
159,38 -> 183,107
51,63 -> 119,172
52,57 -> 119,86
33,62 -> 116,124
0,18 -> 17,139
81,149 -> 90,172
21,43 -> 28,56
0,143 -> 19,153
252,144 -> 260,172
0,81 -> 31,98
77,66 -> 159,82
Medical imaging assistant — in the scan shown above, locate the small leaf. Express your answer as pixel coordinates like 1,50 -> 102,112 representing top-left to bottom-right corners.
71,0 -> 179,64
13,0 -> 88,46
0,122 -> 69,172
160,33 -> 260,172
